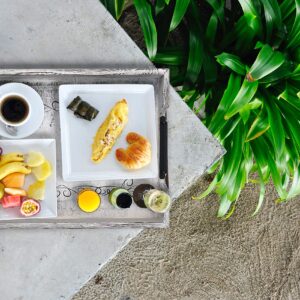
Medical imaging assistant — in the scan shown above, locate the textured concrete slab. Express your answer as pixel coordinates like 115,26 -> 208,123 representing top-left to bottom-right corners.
0,228 -> 139,300
0,0 -> 223,299
0,0 -> 146,68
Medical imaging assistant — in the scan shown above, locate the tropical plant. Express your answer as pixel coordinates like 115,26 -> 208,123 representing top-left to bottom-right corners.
101,0 -> 126,20
100,0 -> 300,218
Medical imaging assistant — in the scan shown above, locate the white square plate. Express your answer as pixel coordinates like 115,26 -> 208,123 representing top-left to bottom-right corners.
0,139 -> 57,220
59,84 -> 158,181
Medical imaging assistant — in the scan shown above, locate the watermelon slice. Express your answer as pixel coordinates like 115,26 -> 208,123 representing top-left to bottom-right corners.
2,195 -> 21,208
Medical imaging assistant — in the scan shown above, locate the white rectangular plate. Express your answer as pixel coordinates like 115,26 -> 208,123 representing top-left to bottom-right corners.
59,84 -> 158,182
0,139 -> 57,220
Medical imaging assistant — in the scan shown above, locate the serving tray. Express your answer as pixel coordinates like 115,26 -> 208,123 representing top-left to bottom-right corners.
0,69 -> 170,228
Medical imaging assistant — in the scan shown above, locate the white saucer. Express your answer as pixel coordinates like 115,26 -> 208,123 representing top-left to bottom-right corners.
0,83 -> 44,139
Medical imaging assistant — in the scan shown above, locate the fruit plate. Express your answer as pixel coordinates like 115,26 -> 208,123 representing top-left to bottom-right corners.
59,84 -> 158,182
0,139 -> 57,220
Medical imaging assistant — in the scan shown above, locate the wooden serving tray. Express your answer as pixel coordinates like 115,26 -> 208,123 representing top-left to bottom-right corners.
0,69 -> 170,228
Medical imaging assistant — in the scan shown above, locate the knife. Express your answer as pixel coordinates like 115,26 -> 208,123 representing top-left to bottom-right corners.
159,71 -> 169,189
159,115 -> 168,188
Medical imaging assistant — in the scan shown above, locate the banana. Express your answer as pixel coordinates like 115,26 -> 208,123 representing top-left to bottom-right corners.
0,182 -> 4,199
0,152 -> 24,167
0,162 -> 31,180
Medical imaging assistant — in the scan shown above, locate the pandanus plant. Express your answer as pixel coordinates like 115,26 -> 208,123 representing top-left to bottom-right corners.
101,0 -> 300,218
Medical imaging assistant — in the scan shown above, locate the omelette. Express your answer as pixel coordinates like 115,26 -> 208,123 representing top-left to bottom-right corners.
91,99 -> 128,163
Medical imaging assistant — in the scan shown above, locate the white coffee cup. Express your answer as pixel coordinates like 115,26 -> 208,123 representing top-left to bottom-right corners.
0,92 -> 31,127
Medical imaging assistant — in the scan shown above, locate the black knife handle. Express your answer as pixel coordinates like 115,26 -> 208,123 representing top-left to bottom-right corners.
159,116 -> 168,182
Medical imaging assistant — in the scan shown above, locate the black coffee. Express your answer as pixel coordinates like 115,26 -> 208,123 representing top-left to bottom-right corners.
116,193 -> 132,209
1,96 -> 29,123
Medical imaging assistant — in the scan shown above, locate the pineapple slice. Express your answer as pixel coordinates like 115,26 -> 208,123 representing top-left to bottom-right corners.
32,160 -> 52,181
27,152 -> 45,167
27,181 -> 46,200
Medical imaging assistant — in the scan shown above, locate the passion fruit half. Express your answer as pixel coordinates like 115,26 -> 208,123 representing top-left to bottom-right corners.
20,199 -> 40,217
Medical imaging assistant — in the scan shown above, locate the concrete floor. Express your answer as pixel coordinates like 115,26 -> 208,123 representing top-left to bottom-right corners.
73,177 -> 300,300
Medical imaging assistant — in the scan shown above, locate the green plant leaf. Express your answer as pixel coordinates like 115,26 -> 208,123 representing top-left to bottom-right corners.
231,133 -> 253,196
280,0 -> 296,21
238,98 -> 262,123
216,133 -> 245,218
287,0 -> 300,49
237,0 -> 262,34
184,24 -> 204,86
216,122 -> 245,195
287,164 -> 300,199
285,4 -> 297,32
252,166 -> 266,215
239,105 -> 251,123
219,116 -> 242,140
134,0 -> 157,59
251,137 -> 287,200
269,156 -> 288,201
207,159 -> 222,174
182,0 -> 207,87
224,79 -> 258,119
279,83 -> 300,111
265,97 -> 286,163
228,160 -> 247,201
221,16 -> 256,52
186,90 -> 201,109
218,194 -> 232,217
216,53 -> 246,75
203,51 -> 218,83
100,0 -> 125,20
260,0 -> 282,42
223,203 -> 236,219
170,0 -> 191,31
282,170 -> 290,191
241,98 -> 263,111
170,69 -> 186,86
246,107 -> 270,141
259,60 -> 294,83
250,139 -> 270,182
205,12 -> 218,45
248,44 -> 285,80
155,1 -> 177,46
291,64 -> 300,80
192,176 -> 219,201
206,0 -> 225,27
155,0 -> 166,15
152,49 -> 185,65
277,100 -> 300,153
243,139 -> 253,175
209,74 -> 242,134
286,138 -> 300,163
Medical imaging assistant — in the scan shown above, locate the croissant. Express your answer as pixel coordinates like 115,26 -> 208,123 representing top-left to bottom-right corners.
91,99 -> 128,163
116,132 -> 151,170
